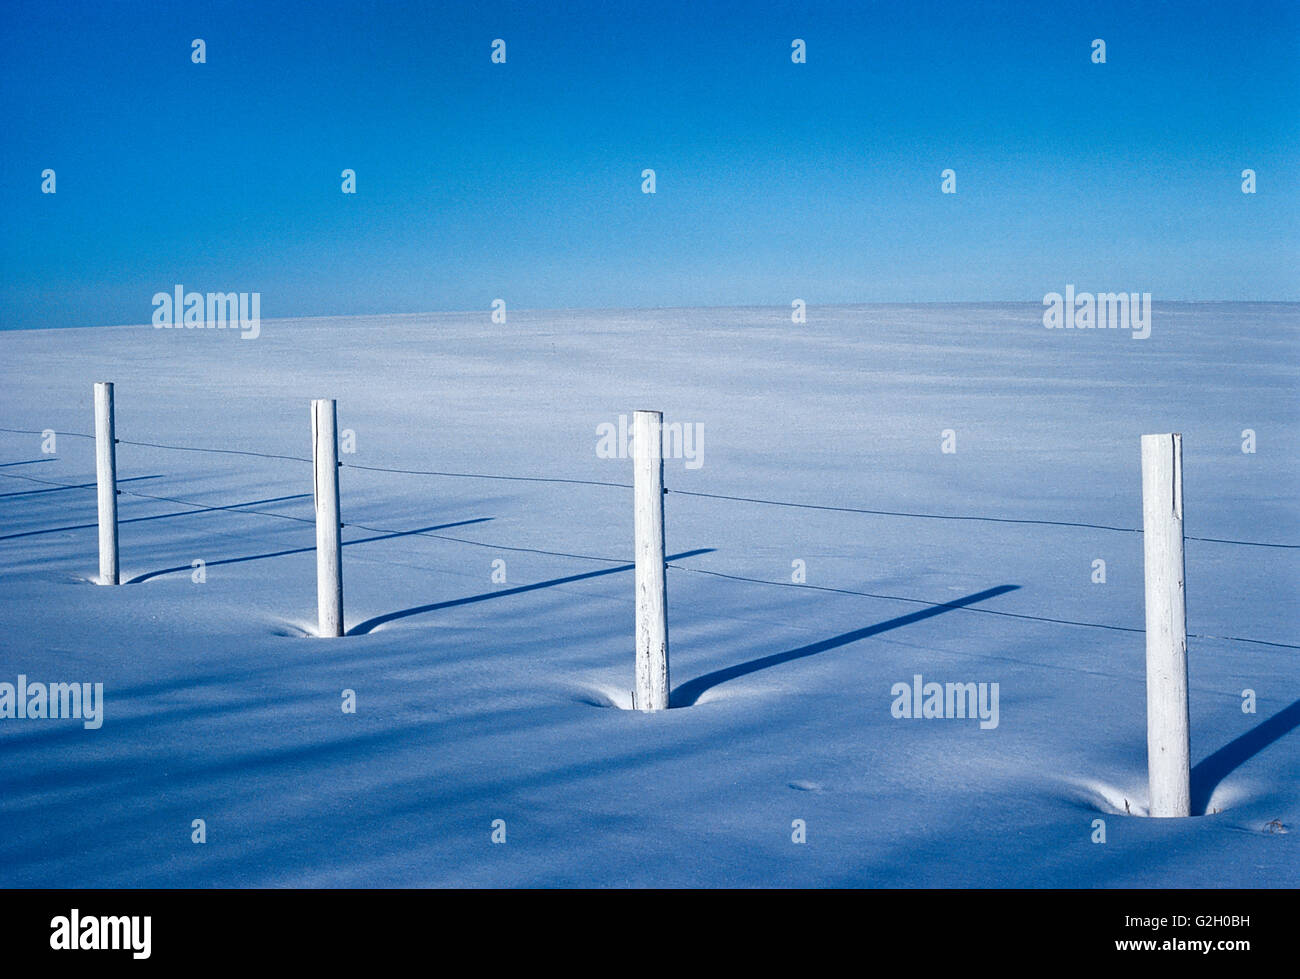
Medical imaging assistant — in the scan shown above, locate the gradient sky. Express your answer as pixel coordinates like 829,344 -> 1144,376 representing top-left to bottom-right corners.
2,0 -> 1297,329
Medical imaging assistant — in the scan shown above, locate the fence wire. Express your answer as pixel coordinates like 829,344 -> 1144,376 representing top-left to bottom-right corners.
1,423 -> 1296,651
2,425 -> 1294,548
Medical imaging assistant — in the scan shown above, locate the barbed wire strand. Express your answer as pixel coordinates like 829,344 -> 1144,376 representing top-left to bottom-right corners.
665,564 -> 1300,651
339,461 -> 631,490
0,467 -> 1292,650
664,488 -> 1298,549
0,470 -> 316,526
0,469 -> 629,565
1,425 -> 1295,548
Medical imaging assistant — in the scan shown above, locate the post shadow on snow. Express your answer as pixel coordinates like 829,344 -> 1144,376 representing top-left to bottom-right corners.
0,473 -> 162,502
1191,697 -> 1300,815
348,548 -> 716,635
670,584 -> 1021,707
0,458 -> 56,468
0,491 -> 312,541
126,517 -> 493,584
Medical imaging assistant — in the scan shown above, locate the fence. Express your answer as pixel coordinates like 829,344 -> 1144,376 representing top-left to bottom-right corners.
2,386 -> 1298,816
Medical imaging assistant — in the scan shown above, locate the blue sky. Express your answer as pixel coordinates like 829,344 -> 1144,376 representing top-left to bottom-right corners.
2,0 -> 1297,329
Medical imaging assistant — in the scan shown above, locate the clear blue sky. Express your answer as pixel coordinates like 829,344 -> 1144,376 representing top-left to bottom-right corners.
2,0 -> 1297,329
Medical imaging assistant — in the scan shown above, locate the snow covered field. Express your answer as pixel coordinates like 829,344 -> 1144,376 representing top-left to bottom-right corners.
0,302 -> 1295,887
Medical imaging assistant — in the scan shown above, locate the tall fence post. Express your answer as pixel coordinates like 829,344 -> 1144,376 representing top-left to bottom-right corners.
633,409 -> 670,711
312,399 -> 344,637
93,381 -> 119,585
1141,432 -> 1190,817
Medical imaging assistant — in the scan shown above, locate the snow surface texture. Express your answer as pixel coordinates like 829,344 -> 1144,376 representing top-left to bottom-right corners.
0,303 -> 1295,887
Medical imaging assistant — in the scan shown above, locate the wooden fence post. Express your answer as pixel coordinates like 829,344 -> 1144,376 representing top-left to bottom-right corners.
1141,432 -> 1190,817
312,399 -> 344,637
633,409 -> 669,711
94,382 -> 119,585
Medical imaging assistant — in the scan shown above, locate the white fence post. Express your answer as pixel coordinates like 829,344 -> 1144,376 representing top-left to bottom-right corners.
1141,433 -> 1191,817
93,381 -> 119,585
312,399 -> 344,637
633,409 -> 670,711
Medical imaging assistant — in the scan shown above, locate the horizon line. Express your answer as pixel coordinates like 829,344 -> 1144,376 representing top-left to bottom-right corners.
7,297 -> 1299,333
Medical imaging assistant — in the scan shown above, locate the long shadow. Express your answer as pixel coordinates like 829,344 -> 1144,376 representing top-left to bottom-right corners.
0,459 -> 56,468
671,584 -> 1021,707
1191,698 -> 1300,815
0,492 -> 312,541
127,517 -> 493,584
0,473 -> 162,501
348,547 -> 716,636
